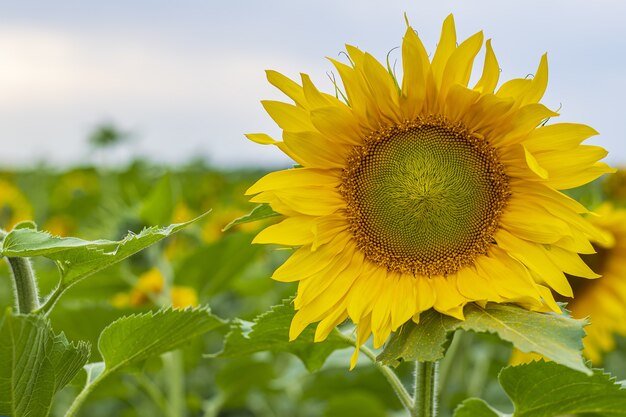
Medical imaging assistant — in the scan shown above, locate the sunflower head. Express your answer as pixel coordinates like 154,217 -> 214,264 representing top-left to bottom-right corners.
246,14 -> 613,367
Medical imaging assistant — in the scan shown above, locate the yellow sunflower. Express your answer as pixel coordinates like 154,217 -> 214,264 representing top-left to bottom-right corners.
566,203 -> 626,363
246,15 -> 613,367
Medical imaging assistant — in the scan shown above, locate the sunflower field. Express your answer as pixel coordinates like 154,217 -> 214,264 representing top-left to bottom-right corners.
3,13 -> 626,417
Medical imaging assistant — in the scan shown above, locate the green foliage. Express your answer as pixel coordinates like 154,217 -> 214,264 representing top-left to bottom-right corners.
454,399 -> 504,417
99,307 -> 225,373
378,303 -> 590,374
0,309 -> 90,417
139,174 -> 175,226
454,360 -> 626,417
1,213 -> 207,292
222,203 -> 280,231
215,299 -> 352,371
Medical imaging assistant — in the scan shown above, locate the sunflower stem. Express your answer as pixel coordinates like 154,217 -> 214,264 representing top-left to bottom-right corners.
411,361 -> 439,417
1,229 -> 40,314
358,343 -> 413,410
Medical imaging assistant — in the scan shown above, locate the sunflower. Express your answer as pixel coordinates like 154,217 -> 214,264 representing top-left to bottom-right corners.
246,15 -> 613,367
565,203 -> 626,363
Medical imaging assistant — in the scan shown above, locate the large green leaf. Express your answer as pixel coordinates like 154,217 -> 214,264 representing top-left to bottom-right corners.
222,203 -> 280,231
213,299 -> 352,371
1,213 -> 208,287
454,361 -> 626,417
0,310 -> 90,417
378,303 -> 589,374
454,399 -> 503,417
98,307 -> 225,373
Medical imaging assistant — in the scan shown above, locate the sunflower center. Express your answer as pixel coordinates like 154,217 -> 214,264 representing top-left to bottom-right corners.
341,117 -> 510,276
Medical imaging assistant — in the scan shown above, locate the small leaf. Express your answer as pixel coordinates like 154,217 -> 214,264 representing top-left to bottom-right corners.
455,361 -> 626,417
0,310 -> 90,417
378,303 -> 589,374
213,299 -> 352,371
99,307 -> 225,373
222,204 -> 280,231
454,399 -> 504,417
1,213 -> 208,287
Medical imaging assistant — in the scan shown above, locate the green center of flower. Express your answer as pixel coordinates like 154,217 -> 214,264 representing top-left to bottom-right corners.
341,118 -> 510,276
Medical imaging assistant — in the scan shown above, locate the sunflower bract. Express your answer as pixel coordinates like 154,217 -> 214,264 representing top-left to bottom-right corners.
246,14 -> 614,368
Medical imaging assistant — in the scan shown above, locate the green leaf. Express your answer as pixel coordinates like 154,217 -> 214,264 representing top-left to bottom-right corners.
454,361 -> 626,417
222,203 -> 280,231
1,213 -> 208,287
0,310 -> 90,417
139,173 -> 175,226
454,399 -> 503,417
213,299 -> 352,372
378,303 -> 589,374
99,307 -> 225,373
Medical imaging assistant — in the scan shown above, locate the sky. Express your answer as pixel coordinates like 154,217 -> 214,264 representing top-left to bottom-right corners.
0,0 -> 624,168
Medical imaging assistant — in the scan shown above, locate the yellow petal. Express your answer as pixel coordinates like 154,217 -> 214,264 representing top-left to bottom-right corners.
310,105 -> 364,146
401,26 -> 429,119
496,54 -> 548,106
541,245 -> 600,279
390,274 -> 417,331
495,230 -> 573,297
474,39 -> 499,93
272,233 -> 351,282
266,70 -> 307,108
347,264 -> 386,320
361,52 -> 401,121
431,276 -> 467,320
431,14 -> 457,88
250,187 -> 344,216
283,131 -> 350,169
523,123 -> 598,153
350,313 -> 372,369
261,100 -> 314,132
440,31 -> 484,98
252,216 -> 316,246
246,168 -> 341,195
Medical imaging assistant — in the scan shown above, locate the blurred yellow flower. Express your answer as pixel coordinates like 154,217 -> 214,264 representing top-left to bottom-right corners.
170,286 -> 199,309
42,215 -> 76,237
568,203 -> 626,363
110,267 -> 201,310
130,267 -> 165,306
0,179 -> 33,230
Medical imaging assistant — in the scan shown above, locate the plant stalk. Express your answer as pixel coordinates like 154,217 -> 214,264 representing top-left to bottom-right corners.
64,371 -> 109,417
6,256 -> 40,314
412,361 -> 439,417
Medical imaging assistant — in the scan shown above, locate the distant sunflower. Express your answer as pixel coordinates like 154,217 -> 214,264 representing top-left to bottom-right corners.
246,15 -> 613,367
566,203 -> 626,363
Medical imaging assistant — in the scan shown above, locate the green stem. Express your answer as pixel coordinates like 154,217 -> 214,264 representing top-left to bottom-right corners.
34,284 -> 66,315
65,371 -> 109,417
134,374 -> 178,417
334,330 -> 413,410
412,361 -> 439,417
357,343 -> 413,411
6,256 -> 40,314
162,351 -> 186,417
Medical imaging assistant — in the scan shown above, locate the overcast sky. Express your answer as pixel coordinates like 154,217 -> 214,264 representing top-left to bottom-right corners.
1,0 -> 624,168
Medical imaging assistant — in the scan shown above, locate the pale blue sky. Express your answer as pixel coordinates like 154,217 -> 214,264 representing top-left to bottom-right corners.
0,0 -> 624,168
